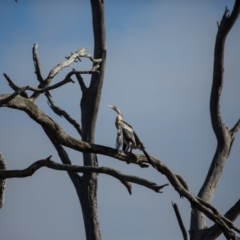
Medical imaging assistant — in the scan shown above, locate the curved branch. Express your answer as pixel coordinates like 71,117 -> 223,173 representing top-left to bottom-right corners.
0,157 -> 168,194
3,74 -> 29,98
190,1 -> 240,234
210,2 -> 240,139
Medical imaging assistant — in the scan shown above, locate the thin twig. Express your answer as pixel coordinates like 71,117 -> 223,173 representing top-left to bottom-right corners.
172,202 -> 188,240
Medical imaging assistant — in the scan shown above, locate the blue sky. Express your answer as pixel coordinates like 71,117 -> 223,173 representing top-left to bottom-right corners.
0,1 -> 240,240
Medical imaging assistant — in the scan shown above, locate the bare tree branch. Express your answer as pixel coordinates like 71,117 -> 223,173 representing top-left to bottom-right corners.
2,68 -> 100,107
3,74 -> 28,98
230,119 -> 240,136
150,157 -> 240,237
0,152 -> 7,209
29,47 -> 102,101
32,44 -> 44,84
0,94 -> 149,167
203,199 -> 240,239
28,69 -> 99,94
0,94 -> 239,237
75,72 -> 87,92
47,95 -> 82,136
190,1 -> 240,235
42,126 -> 84,197
172,202 -> 188,240
0,157 -> 168,195
0,87 -> 29,105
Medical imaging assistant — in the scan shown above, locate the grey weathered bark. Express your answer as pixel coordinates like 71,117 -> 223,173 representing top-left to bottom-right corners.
1,93 -> 240,238
1,1 -> 240,240
190,1 -> 240,239
0,157 -> 168,194
77,1 -> 106,240
0,152 -> 7,209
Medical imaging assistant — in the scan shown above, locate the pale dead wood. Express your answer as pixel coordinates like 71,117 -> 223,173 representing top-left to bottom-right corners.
29,47 -> 102,101
32,44 -> 44,84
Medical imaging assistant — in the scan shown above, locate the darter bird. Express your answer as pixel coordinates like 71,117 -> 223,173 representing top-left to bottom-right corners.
108,105 -> 156,169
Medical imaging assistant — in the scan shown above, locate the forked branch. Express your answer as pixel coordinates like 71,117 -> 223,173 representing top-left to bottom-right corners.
29,47 -> 102,101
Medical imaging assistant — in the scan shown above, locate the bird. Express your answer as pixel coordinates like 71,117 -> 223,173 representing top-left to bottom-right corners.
108,105 -> 156,169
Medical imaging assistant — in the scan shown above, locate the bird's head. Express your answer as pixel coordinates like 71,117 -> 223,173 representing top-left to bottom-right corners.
108,105 -> 123,117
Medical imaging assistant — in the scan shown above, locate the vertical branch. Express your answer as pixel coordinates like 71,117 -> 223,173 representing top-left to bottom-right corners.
190,1 -> 240,238
78,1 -> 107,240
0,152 -> 7,209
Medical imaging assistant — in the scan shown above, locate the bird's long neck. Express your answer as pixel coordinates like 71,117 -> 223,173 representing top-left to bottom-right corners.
115,114 -> 123,129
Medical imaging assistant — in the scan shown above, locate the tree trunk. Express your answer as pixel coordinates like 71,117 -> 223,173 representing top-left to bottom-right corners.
78,1 -> 106,240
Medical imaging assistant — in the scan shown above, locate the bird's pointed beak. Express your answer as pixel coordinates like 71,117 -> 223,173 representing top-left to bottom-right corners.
108,105 -> 113,109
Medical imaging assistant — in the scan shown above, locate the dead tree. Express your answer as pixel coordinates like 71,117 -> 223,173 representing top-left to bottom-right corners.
1,1 -> 240,240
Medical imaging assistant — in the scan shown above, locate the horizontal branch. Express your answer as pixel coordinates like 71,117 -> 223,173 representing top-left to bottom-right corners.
0,157 -> 168,194
0,94 -> 150,167
0,94 -> 239,236
2,69 -> 100,104
28,69 -> 99,94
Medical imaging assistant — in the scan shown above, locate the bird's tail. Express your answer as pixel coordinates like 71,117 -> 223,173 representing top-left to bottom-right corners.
142,148 -> 157,169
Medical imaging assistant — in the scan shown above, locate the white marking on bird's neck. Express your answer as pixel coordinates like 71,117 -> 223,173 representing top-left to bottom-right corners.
115,114 -> 123,129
